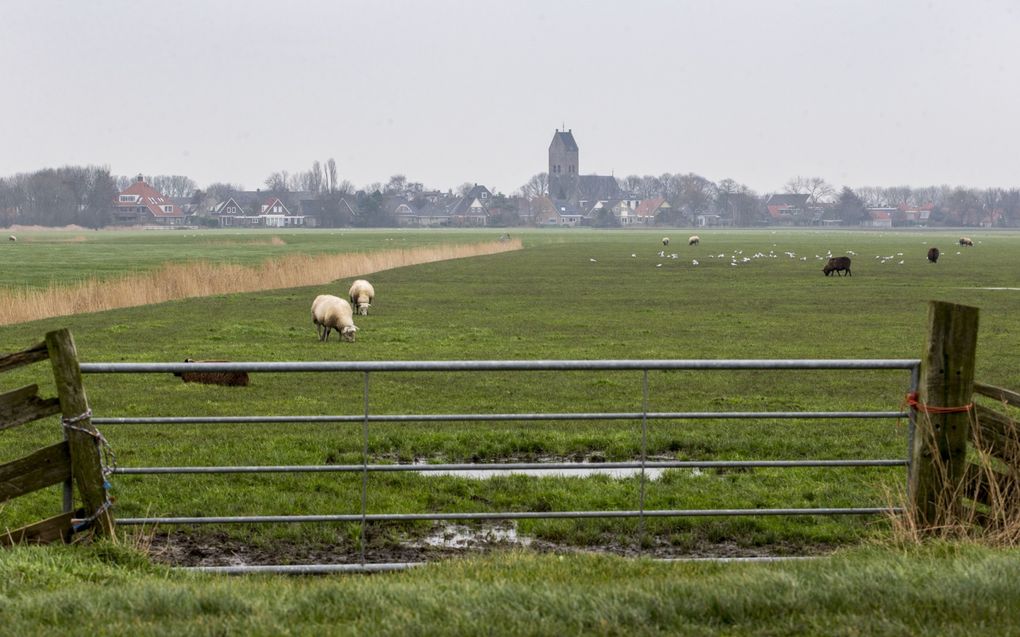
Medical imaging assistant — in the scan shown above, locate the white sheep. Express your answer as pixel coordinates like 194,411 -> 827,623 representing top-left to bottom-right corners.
662,237 -> 670,246
688,235 -> 700,246
348,279 -> 375,316
311,295 -> 358,342
7,235 -> 15,242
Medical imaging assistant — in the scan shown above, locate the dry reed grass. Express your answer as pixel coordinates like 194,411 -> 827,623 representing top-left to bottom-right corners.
888,403 -> 1020,547
0,239 -> 522,325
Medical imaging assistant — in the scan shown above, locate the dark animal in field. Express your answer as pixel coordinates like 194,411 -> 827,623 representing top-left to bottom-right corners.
927,247 -> 940,263
823,256 -> 852,277
174,358 -> 250,386
959,237 -> 974,246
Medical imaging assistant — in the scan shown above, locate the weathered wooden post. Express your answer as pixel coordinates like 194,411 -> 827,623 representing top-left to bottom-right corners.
908,301 -> 979,529
45,328 -> 116,540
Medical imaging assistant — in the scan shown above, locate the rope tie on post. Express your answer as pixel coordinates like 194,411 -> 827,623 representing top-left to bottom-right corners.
62,408 -> 116,531
904,392 -> 974,415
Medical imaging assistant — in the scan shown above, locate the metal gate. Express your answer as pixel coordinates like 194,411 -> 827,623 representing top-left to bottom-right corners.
80,358 -> 921,573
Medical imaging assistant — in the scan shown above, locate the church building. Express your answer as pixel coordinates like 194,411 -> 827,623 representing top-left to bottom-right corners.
547,129 -> 623,210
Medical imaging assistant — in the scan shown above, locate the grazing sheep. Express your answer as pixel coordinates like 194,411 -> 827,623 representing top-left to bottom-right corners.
688,235 -> 700,246
662,237 -> 670,246
312,294 -> 358,342
348,279 -> 375,316
7,235 -> 15,242
174,358 -> 250,387
927,247 -> 940,263
959,237 -> 974,246
823,256 -> 852,277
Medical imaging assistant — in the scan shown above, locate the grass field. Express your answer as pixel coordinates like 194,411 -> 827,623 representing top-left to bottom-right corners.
2,542 -> 1019,635
2,227 -> 1019,632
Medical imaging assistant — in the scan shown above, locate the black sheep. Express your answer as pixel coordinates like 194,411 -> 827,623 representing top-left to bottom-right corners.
822,256 -> 852,277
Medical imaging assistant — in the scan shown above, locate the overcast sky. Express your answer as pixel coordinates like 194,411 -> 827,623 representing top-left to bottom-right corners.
3,1 -> 1019,194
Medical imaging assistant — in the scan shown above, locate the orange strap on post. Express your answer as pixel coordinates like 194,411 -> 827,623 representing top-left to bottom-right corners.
905,392 -> 974,415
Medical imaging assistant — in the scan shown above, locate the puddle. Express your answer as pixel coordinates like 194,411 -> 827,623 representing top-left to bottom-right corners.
958,285 -> 1020,291
413,523 -> 531,549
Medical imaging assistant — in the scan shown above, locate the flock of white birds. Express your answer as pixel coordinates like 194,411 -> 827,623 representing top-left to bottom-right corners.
589,238 -> 978,270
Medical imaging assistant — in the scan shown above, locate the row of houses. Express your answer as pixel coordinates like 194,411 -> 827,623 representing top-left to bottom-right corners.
113,175 -> 517,228
764,193 -> 937,227
115,173 -> 958,230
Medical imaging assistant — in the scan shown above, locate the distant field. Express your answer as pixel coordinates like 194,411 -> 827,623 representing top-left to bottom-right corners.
2,228 -> 1019,558
0,227 -> 516,290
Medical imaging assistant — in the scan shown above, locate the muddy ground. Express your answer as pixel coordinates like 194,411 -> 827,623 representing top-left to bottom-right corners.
144,526 -> 838,568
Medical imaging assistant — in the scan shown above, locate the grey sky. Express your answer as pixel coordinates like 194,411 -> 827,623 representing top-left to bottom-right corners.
3,0 -> 1018,194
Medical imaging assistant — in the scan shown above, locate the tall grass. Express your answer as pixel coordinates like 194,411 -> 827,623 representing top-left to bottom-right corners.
0,238 -> 521,325
890,404 -> 1020,546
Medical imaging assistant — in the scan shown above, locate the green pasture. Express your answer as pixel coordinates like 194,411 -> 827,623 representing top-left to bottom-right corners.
0,228 -> 506,289
2,542 -> 1019,636
3,228 -> 1020,554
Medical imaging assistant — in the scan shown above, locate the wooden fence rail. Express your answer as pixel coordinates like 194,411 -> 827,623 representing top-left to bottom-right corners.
0,329 -> 115,546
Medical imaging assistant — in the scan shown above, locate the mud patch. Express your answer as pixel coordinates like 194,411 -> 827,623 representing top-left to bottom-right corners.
141,525 -> 837,568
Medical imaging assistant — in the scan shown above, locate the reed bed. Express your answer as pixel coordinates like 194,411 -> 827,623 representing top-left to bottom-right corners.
0,238 -> 521,325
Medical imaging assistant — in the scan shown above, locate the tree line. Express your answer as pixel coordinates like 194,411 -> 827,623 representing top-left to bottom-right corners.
3,162 -> 1020,228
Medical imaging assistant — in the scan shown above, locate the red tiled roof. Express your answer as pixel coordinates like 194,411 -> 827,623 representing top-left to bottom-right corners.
114,178 -> 183,218
634,197 -> 666,217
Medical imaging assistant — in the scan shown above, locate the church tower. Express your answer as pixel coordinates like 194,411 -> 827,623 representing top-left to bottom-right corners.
548,129 -> 578,201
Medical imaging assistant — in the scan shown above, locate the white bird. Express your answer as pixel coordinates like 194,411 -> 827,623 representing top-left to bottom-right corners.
631,254 -> 636,257
658,251 -> 665,257
898,260 -> 904,264
589,258 -> 597,262
692,260 -> 699,266
656,263 -> 663,268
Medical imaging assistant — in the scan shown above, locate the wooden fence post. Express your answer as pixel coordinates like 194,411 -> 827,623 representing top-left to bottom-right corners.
45,329 -> 116,540
909,301 -> 979,529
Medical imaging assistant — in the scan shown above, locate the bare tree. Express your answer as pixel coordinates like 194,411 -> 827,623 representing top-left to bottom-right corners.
264,171 -> 290,193
518,172 -> 548,198
325,158 -> 338,194
297,161 -> 323,194
784,176 -> 835,204
622,175 -> 644,194
151,175 -> 197,198
384,174 -> 407,194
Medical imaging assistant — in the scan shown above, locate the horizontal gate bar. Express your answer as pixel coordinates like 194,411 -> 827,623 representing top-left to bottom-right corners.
93,410 -> 908,425
113,459 -> 908,475
114,507 -> 901,525
80,359 -> 921,374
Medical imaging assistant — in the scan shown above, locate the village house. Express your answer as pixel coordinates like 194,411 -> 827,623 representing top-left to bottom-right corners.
897,203 -> 933,225
210,192 -> 316,227
764,193 -> 810,225
864,207 -> 896,228
391,184 -> 494,227
113,175 -> 188,226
